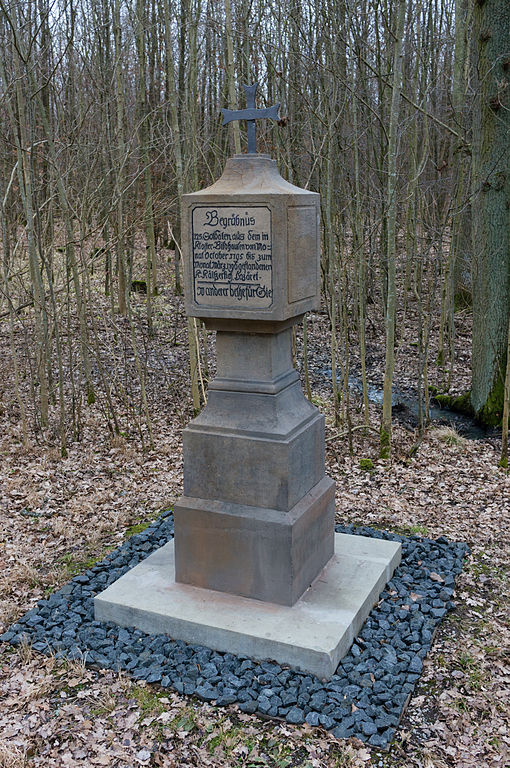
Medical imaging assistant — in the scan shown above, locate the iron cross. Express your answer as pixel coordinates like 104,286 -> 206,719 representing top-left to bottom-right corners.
221,82 -> 280,154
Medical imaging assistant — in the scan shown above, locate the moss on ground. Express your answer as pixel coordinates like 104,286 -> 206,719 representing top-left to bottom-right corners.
433,391 -> 474,416
124,521 -> 151,538
433,379 -> 506,428
59,551 -> 107,577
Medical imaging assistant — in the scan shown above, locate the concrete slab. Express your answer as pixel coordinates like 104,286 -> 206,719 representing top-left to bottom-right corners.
94,533 -> 401,680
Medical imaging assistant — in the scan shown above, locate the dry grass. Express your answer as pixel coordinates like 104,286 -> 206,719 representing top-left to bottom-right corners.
65,652 -> 91,678
432,425 -> 468,448
16,562 -> 43,589
0,601 -> 20,630
16,638 -> 35,665
421,752 -> 450,768
0,562 -> 41,595
0,742 -> 26,768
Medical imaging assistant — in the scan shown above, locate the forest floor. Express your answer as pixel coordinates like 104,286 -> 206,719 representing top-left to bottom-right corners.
0,260 -> 509,768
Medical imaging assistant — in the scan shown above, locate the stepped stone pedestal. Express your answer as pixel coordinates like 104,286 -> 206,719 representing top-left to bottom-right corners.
175,325 -> 335,606
94,153 -> 401,679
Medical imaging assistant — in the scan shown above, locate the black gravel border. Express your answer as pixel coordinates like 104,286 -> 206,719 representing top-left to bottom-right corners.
1,513 -> 469,748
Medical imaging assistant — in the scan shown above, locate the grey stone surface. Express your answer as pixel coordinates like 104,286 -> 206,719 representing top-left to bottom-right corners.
181,327 -> 326,514
94,532 -> 402,680
174,476 -> 335,605
181,386 -> 325,511
204,316 -> 303,334
182,154 -> 320,323
174,153 -> 333,607
211,327 -> 295,390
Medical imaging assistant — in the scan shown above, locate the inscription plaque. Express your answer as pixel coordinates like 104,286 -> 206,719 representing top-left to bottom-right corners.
192,205 -> 273,309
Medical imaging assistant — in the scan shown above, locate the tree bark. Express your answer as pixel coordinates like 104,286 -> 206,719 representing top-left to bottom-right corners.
380,0 -> 406,458
471,0 -> 510,426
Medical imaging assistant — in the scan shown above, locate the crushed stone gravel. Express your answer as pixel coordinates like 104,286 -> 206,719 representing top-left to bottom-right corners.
0,512 -> 468,748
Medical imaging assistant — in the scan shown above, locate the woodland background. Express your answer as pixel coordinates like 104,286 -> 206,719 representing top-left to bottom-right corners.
0,0 -> 508,455
0,0 -> 509,766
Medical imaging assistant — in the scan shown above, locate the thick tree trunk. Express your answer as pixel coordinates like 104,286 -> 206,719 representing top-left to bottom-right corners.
471,0 -> 510,426
499,317 -> 510,467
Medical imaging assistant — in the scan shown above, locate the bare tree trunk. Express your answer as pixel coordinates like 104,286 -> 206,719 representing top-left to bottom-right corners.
471,0 -> 510,426
303,315 -> 312,402
8,41 -> 50,427
1,207 -> 29,445
164,0 -> 201,413
224,0 -> 241,154
380,0 -> 406,458
136,0 -> 157,329
113,0 -> 128,315
499,317 -> 510,468
164,0 -> 184,295
353,92 -> 370,427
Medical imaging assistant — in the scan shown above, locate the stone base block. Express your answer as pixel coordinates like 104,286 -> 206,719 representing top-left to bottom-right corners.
94,533 -> 401,680
183,388 -> 325,512
174,476 -> 335,606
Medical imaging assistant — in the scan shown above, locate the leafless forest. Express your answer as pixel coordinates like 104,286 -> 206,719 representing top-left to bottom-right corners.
0,0 -> 509,766
3,0 -> 505,455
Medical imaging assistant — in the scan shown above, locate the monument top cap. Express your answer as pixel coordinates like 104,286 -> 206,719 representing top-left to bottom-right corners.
189,153 -> 315,197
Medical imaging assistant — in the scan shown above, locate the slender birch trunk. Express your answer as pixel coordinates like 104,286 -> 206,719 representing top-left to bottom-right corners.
353,92 -> 370,427
9,43 -> 50,427
1,207 -> 29,445
136,0 -> 157,329
303,315 -> 312,402
164,0 -> 184,296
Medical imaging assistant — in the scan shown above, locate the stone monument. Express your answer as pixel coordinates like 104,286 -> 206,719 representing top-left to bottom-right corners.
174,83 -> 334,606
95,83 -> 401,679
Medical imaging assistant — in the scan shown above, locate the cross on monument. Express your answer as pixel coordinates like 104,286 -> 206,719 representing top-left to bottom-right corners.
221,82 -> 280,154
